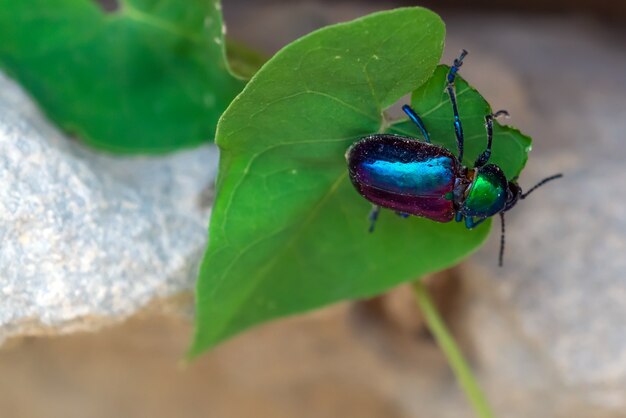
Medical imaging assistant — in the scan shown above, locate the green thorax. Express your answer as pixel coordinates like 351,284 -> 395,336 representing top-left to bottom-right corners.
462,165 -> 507,218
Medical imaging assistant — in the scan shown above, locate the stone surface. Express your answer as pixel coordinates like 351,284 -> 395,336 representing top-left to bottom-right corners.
0,71 -> 217,342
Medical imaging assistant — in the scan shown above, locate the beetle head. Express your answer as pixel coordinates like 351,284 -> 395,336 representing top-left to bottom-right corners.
504,181 -> 522,212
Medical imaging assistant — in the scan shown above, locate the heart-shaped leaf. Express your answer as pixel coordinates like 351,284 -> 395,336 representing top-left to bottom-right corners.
0,0 -> 245,152
191,7 -> 531,356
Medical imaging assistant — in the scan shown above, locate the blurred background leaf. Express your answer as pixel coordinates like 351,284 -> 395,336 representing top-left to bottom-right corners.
0,0 -> 245,153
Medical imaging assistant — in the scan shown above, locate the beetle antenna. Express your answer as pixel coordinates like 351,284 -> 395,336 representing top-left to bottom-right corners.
521,173 -> 563,199
499,212 -> 506,267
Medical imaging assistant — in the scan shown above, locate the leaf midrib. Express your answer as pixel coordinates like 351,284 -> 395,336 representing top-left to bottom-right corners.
206,171 -> 349,342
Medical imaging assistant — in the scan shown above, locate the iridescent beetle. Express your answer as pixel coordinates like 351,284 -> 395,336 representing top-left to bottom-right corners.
346,50 -> 562,266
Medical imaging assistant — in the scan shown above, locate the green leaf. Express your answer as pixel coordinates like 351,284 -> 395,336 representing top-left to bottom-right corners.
191,7 -> 530,356
0,0 -> 245,152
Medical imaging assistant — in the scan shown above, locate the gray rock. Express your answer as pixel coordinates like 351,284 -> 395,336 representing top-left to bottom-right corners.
0,71 -> 217,342
445,16 -> 626,417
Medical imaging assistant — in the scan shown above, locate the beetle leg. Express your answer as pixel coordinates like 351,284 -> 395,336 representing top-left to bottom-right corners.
401,105 -> 431,143
464,216 -> 488,229
446,49 -> 468,163
395,211 -> 410,218
368,205 -> 380,233
499,212 -> 506,267
475,110 -> 509,168
455,212 -> 464,223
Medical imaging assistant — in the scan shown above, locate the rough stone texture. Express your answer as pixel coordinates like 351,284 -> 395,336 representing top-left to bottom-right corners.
2,2 -> 626,418
0,71 -> 217,342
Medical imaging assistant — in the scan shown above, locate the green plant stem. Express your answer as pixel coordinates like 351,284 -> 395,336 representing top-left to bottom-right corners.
412,280 -> 495,418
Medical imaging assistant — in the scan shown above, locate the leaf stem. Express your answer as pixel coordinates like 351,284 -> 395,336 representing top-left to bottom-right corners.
412,280 -> 495,418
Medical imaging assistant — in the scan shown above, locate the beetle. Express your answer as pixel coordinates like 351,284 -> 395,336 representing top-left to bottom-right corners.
346,50 -> 562,266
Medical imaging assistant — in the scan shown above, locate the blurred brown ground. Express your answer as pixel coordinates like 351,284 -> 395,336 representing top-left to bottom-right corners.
0,277 -> 465,418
